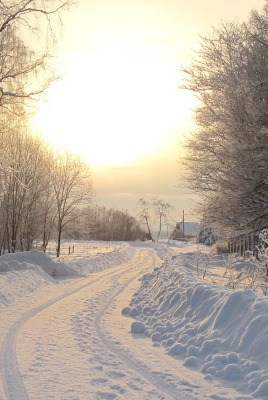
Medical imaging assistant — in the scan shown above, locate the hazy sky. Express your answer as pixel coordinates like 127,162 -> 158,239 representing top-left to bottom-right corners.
33,0 -> 265,222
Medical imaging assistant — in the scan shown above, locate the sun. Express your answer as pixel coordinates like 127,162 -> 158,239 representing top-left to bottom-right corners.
32,52 -> 190,166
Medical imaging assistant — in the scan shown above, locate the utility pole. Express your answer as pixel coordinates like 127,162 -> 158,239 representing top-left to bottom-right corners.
182,210 -> 185,238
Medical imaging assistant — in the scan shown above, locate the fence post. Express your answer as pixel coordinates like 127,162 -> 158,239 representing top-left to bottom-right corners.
246,235 -> 249,255
252,234 -> 256,256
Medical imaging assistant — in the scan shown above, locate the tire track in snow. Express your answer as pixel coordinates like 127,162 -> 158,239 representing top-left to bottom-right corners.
95,251 -> 239,400
94,249 -> 180,400
1,249 -> 144,400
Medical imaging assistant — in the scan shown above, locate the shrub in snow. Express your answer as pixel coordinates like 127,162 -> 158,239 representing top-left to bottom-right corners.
227,229 -> 268,295
197,221 -> 217,246
252,229 -> 268,294
214,240 -> 228,254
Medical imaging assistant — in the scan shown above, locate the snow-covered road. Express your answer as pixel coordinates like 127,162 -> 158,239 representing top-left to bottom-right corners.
1,247 -> 167,399
0,244 -> 258,399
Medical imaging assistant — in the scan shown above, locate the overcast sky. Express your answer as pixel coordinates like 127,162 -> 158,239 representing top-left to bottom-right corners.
33,0 -> 265,222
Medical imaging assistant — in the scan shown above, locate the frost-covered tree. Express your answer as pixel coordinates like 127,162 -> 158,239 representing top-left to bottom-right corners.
0,0 -> 73,111
183,2 -> 268,235
0,1 -> 74,252
197,220 -> 217,246
0,120 -> 50,252
152,197 -> 173,242
137,197 -> 173,241
51,151 -> 93,257
137,198 -> 154,241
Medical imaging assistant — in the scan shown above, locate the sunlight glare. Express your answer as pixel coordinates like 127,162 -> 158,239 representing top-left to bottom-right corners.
32,52 -> 194,166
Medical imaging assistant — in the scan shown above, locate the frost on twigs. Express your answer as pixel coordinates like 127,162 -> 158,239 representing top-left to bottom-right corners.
247,229 -> 268,295
221,230 -> 268,295
222,253 -> 250,290
0,0 -> 74,110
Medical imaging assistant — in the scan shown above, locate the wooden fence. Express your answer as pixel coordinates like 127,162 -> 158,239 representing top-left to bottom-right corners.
227,233 -> 259,257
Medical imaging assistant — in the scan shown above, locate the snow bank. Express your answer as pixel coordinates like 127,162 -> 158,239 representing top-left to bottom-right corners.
0,250 -> 78,308
67,242 -> 136,275
0,249 -> 79,278
124,250 -> 268,398
0,243 -> 136,309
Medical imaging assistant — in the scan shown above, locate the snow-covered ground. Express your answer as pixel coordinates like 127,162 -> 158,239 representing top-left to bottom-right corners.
0,240 -> 267,399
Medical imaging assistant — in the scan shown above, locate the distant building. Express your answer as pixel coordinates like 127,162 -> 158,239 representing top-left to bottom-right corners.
170,222 -> 200,240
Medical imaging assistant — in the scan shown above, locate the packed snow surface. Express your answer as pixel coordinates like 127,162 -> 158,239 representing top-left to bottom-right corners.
0,240 -> 267,399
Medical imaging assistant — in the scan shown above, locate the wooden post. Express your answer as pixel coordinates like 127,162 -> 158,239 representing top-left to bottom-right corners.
246,235 -> 249,255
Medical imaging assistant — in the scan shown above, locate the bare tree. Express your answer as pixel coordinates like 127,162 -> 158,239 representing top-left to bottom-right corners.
51,151 -> 93,257
152,198 -> 173,242
137,198 -> 173,241
137,198 -> 154,241
17,136 -> 53,251
40,181 -> 57,252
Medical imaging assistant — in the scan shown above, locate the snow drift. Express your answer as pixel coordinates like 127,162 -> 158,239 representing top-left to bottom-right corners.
123,247 -> 268,398
0,243 -> 135,309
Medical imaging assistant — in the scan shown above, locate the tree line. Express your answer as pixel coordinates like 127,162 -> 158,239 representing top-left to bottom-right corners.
183,0 -> 268,238
0,122 -> 93,256
0,117 -> 147,254
66,205 -> 146,242
0,1 -> 86,256
0,1 -> 91,256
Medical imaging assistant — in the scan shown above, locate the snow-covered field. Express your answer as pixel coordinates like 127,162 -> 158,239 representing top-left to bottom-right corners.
0,240 -> 267,399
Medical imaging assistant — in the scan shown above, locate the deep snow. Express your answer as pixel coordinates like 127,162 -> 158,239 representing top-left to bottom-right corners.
124,243 -> 268,398
0,240 -> 267,399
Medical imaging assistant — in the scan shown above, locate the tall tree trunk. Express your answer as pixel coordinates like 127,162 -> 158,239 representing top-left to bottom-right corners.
157,213 -> 162,242
56,222 -> 62,258
145,216 -> 153,242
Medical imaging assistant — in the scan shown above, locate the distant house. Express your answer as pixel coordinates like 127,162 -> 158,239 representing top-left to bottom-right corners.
170,222 -> 200,240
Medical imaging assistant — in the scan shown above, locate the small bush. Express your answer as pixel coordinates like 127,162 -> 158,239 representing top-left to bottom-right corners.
214,240 -> 228,254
